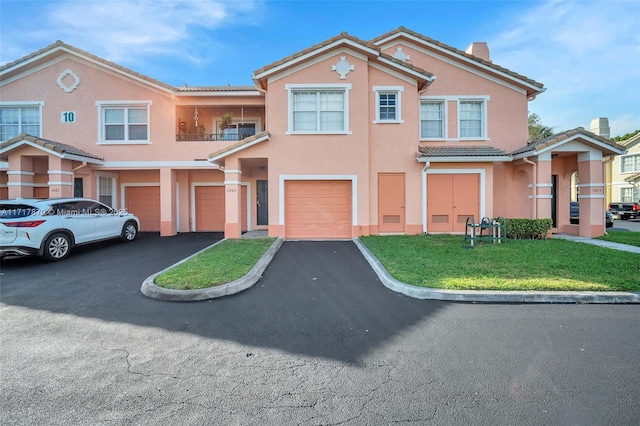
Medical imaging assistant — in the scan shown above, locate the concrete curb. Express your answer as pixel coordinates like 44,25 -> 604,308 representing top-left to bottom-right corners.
353,237 -> 640,304
141,237 -> 284,302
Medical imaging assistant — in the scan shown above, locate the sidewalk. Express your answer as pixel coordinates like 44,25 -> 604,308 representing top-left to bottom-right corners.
552,233 -> 640,254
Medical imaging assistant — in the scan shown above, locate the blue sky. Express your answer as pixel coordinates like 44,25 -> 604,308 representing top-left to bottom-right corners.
1,0 -> 639,136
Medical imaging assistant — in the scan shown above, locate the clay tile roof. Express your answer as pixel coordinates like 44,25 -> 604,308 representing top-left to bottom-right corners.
371,26 -> 544,91
207,130 -> 270,162
511,127 -> 627,156
176,85 -> 259,93
252,31 -> 432,81
418,145 -> 509,158
0,133 -> 103,161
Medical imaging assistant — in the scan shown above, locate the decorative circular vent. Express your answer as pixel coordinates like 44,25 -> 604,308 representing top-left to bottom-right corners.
57,69 -> 80,93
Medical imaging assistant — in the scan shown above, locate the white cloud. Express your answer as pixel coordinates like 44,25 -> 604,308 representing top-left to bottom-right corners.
488,0 -> 640,136
2,0 -> 263,65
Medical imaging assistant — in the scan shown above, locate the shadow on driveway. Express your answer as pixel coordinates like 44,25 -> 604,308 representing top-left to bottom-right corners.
0,234 -> 445,364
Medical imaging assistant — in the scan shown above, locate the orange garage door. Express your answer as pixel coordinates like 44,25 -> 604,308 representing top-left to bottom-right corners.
125,186 -> 160,231
285,180 -> 352,239
195,186 -> 247,231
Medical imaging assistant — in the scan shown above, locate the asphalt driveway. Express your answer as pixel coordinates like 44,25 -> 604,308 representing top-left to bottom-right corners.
1,235 -> 639,425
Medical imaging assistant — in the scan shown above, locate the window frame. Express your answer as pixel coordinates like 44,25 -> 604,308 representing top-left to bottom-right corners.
620,187 -> 640,203
96,101 -> 152,145
97,173 -> 117,208
0,101 -> 44,141
620,154 -> 640,174
373,86 -> 404,124
458,98 -> 489,140
419,99 -> 446,139
285,84 -> 351,135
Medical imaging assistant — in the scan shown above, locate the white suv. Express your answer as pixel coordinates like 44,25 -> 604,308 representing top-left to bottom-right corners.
0,198 -> 140,261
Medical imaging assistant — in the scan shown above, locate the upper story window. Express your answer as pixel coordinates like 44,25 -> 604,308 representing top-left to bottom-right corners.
621,154 -> 640,174
420,101 -> 445,138
459,99 -> 487,139
0,102 -> 43,141
373,86 -> 404,123
286,84 -> 351,134
96,101 -> 151,144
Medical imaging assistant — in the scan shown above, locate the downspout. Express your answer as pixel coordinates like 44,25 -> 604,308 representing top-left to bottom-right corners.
72,161 -> 87,172
421,161 -> 431,233
523,157 -> 536,218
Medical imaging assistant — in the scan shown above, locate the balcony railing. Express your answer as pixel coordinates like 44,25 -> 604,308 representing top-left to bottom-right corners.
176,133 -> 254,142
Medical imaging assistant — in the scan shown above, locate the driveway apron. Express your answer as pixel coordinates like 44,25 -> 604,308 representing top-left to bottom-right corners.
245,240 -> 445,363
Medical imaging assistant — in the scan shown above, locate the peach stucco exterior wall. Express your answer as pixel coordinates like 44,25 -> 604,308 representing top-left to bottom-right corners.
380,42 -> 530,151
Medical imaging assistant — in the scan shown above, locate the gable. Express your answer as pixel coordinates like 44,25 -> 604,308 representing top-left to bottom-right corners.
1,41 -> 175,96
372,27 -> 544,98
252,32 -> 434,91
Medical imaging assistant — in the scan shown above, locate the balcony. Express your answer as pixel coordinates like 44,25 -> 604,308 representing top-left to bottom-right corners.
176,132 -> 253,142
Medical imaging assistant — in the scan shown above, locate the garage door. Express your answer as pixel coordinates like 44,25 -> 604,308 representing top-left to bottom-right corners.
427,174 -> 479,233
285,180 -> 352,239
195,186 -> 247,231
125,186 -> 160,231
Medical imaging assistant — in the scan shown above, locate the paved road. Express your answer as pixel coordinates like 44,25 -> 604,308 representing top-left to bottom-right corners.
612,218 -> 640,232
1,235 -> 639,425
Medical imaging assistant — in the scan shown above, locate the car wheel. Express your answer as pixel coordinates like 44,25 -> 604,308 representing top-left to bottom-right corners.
121,221 -> 138,242
43,233 -> 71,261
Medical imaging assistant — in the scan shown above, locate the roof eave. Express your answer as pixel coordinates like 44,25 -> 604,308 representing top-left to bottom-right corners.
417,156 -> 512,163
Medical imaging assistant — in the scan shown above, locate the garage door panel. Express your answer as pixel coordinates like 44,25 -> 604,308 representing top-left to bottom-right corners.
195,185 -> 248,232
285,180 -> 352,239
125,186 -> 160,232
195,186 -> 224,231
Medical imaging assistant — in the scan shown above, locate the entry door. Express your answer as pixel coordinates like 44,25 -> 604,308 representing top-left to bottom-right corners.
427,173 -> 480,233
257,180 -> 268,226
74,178 -> 83,197
378,173 -> 405,233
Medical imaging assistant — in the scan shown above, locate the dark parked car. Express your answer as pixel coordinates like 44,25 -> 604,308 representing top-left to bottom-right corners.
570,202 -> 614,227
608,202 -> 639,220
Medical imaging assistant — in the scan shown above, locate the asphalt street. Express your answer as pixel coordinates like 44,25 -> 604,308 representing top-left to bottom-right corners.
1,233 -> 639,425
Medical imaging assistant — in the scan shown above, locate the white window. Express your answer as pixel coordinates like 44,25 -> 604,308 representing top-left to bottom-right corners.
459,100 -> 487,139
420,101 -> 445,138
620,187 -> 640,203
373,86 -> 403,123
621,154 -> 640,174
96,101 -> 151,144
286,84 -> 351,134
98,175 -> 115,207
0,102 -> 43,141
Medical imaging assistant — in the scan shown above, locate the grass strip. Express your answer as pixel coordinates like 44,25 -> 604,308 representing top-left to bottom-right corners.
596,230 -> 640,247
361,234 -> 640,292
155,238 -> 276,290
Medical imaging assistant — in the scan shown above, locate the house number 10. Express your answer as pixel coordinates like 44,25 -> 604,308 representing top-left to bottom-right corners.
61,111 -> 76,123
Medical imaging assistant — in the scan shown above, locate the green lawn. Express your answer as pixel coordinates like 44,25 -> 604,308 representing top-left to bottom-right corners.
597,230 -> 640,247
155,238 -> 276,290
360,234 -> 640,292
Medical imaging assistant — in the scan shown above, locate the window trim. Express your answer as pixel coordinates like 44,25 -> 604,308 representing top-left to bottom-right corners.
419,99 -> 447,140
620,154 -> 640,174
95,100 -> 152,145
96,172 -> 118,208
285,84 -> 352,135
373,86 -> 404,124
620,186 -> 640,203
457,97 -> 489,140
0,101 -> 44,141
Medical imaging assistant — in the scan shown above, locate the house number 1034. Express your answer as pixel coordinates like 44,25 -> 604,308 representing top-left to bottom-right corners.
61,111 -> 76,123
